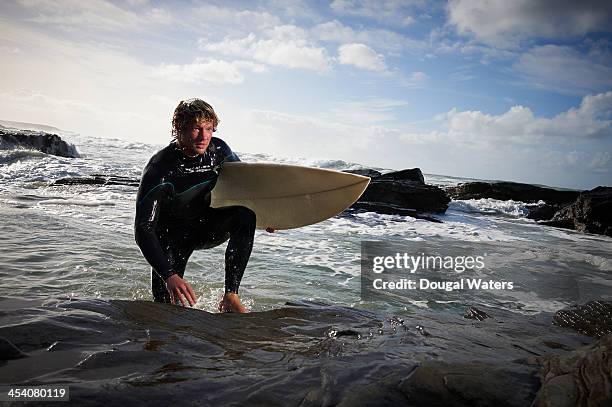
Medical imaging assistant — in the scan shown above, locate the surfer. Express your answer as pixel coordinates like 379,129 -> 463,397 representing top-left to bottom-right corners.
135,98 -> 264,313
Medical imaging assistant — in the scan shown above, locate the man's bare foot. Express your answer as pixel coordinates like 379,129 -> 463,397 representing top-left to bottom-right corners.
218,292 -> 248,313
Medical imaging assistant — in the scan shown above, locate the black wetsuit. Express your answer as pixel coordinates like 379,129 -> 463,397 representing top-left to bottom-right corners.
134,138 -> 256,303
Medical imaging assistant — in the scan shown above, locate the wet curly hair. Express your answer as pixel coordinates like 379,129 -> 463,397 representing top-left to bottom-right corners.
171,98 -> 219,139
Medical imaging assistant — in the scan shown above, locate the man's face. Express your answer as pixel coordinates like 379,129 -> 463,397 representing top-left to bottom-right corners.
180,119 -> 215,156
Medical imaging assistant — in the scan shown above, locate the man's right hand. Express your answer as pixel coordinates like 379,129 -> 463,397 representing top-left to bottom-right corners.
165,274 -> 197,307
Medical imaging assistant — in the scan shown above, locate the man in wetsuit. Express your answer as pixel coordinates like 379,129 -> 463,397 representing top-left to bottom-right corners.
134,98 -> 257,313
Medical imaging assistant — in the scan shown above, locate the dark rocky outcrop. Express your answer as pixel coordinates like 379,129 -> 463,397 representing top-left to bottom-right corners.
535,334 -> 612,407
526,203 -> 565,221
444,181 -> 612,237
553,300 -> 612,338
357,181 -> 449,214
347,168 -> 450,219
0,126 -> 79,158
344,168 -> 424,183
344,168 -> 382,178
524,301 -> 612,406
446,181 -> 580,205
539,187 -> 612,237
4,298 -> 607,406
377,168 -> 425,184
464,306 -> 491,321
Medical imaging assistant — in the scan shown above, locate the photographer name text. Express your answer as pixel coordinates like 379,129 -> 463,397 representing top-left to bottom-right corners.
372,278 -> 513,291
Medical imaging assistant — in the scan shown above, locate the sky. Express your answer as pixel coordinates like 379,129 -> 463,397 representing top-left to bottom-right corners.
0,0 -> 611,189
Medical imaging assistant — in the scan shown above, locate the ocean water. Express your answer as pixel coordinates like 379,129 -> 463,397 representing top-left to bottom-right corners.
2,130 -> 611,403
0,134 -> 612,312
1,131 -> 610,316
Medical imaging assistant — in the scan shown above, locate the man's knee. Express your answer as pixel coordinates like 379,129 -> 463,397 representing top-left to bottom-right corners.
235,206 -> 256,227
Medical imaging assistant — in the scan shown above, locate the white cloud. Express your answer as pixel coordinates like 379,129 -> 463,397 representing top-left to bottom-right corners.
449,71 -> 476,82
578,91 -> 612,121
328,98 -> 408,123
145,7 -> 173,25
0,19 -> 155,94
202,33 -> 258,56
242,108 -> 400,165
393,95 -> 612,187
338,43 -> 387,71
539,149 -> 612,175
401,71 -> 429,87
330,0 -> 422,27
151,59 -> 266,85
312,19 -> 425,53
312,20 -> 355,43
447,0 -> 612,47
2,88 -> 99,115
514,45 -> 612,95
0,88 -> 154,136
149,94 -> 176,107
264,0 -> 321,20
125,0 -> 149,6
0,45 -> 21,54
455,44 -> 518,63
590,151 -> 611,171
200,26 -> 332,72
256,42 -> 329,71
428,91 -> 612,148
193,5 -> 281,32
398,130 -> 444,145
0,20 -> 238,143
18,0 -> 173,31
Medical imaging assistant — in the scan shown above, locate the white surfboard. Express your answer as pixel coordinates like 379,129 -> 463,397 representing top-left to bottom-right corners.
211,162 -> 370,230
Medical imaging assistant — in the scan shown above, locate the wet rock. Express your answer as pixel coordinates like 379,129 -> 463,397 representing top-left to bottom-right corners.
344,168 -> 424,183
344,168 -> 450,219
377,168 -> 425,184
356,181 -> 449,214
0,127 -> 79,158
330,329 -> 361,339
0,298 -> 602,405
464,307 -> 491,321
336,377 -> 413,407
446,181 -> 580,205
53,174 -> 140,187
0,336 -> 27,360
398,360 -> 540,407
343,168 -> 382,178
535,334 -> 612,407
553,300 -> 612,338
539,187 -> 612,237
415,325 -> 431,337
526,203 -> 566,221
355,172 -> 450,215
